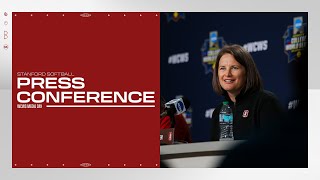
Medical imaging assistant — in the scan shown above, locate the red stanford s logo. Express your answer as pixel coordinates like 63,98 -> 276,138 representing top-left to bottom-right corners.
242,110 -> 249,118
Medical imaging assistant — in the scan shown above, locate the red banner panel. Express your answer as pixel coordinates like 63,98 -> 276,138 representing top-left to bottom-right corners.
12,12 -> 160,168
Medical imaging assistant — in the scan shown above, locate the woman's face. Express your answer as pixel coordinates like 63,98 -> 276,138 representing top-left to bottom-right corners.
218,53 -> 246,95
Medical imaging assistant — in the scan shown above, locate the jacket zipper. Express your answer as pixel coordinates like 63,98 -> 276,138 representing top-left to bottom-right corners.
233,102 -> 236,122
233,101 -> 236,139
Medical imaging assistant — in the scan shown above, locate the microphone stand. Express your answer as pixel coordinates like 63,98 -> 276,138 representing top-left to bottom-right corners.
169,113 -> 175,128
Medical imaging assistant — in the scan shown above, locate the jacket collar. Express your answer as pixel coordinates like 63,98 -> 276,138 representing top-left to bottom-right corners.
223,88 -> 257,105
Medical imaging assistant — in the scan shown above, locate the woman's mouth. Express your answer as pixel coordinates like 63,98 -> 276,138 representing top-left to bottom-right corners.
224,79 -> 235,83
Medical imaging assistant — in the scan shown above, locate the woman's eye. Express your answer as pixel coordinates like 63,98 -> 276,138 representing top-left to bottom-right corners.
232,66 -> 238,70
219,67 -> 225,70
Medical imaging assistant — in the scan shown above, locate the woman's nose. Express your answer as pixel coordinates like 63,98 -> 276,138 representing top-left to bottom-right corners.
226,68 -> 232,76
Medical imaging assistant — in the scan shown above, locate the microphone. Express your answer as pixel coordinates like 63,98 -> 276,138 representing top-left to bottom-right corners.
160,97 -> 190,119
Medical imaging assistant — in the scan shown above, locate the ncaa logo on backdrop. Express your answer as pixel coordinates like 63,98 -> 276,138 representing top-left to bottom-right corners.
201,31 -> 227,74
283,16 -> 307,63
165,12 -> 186,23
295,19 -> 302,30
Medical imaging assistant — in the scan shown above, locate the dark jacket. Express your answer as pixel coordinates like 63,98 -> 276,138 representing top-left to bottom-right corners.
211,89 -> 284,141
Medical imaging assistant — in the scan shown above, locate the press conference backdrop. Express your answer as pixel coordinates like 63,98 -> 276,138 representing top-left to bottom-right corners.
160,13 -> 307,142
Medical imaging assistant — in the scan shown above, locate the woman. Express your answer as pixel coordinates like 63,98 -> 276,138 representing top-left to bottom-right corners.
211,44 -> 284,141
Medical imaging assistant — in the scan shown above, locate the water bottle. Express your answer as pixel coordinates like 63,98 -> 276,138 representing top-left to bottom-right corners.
219,101 -> 234,141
